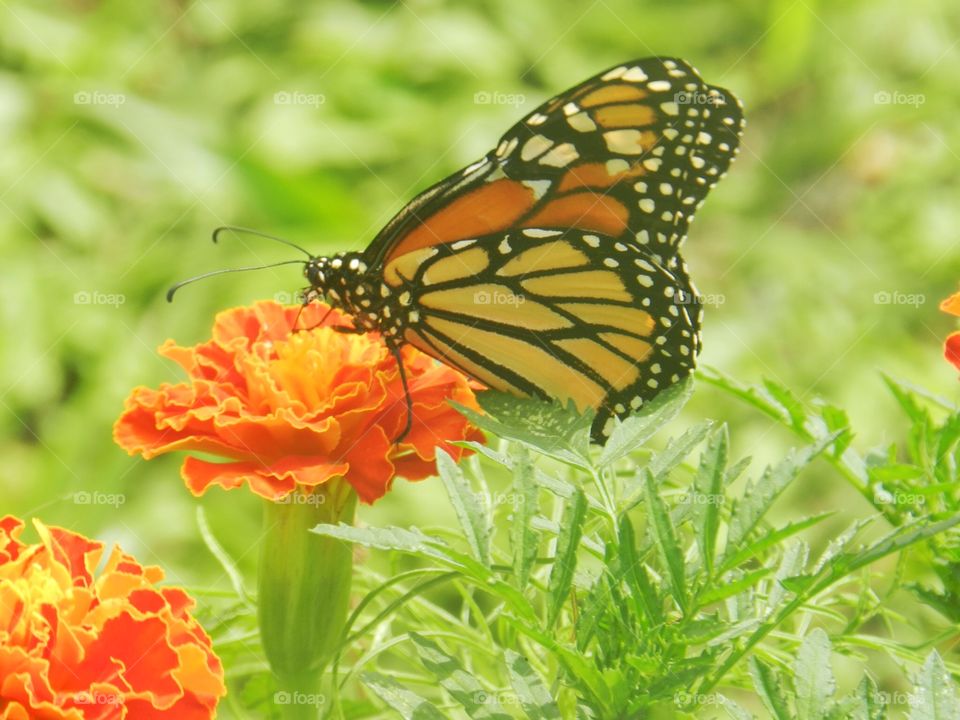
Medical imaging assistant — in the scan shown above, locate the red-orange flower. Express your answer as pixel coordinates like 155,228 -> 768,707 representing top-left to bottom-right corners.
114,301 -> 483,504
0,515 -> 224,719
942,291 -> 960,372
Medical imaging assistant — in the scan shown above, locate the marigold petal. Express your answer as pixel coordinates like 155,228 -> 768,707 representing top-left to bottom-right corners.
941,291 -> 960,317
946,332 -> 960,371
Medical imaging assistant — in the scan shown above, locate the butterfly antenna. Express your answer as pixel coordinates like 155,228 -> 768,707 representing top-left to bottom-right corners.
212,226 -> 313,258
166,260 -> 306,302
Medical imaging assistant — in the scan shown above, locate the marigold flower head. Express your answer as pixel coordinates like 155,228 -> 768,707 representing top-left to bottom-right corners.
941,291 -> 960,372
114,301 -> 483,504
0,515 -> 224,719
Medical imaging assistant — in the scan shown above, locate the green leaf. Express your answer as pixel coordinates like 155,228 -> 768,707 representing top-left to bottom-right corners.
693,425 -> 728,577
648,420 -> 715,479
504,650 -> 562,719
847,674 -> 886,720
643,469 -> 687,614
766,540 -> 810,616
436,448 -> 491,565
909,651 -> 960,720
408,633 -> 512,719
721,697 -> 757,720
726,435 -> 835,550
196,506 -> 253,605
361,671 -> 447,720
453,393 -> 593,469
458,441 -> 583,501
719,514 -> 829,574
618,514 -> 662,627
698,566 -> 772,605
794,628 -> 835,720
310,523 -> 456,564
597,377 -> 693,467
749,656 -> 792,720
510,446 -> 540,591
547,488 -> 588,627
829,515 -> 960,579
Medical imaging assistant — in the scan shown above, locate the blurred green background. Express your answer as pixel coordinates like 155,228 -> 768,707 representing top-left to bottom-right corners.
2,0 -> 959,696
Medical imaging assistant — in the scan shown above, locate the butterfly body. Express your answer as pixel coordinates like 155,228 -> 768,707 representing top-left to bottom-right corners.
297,57 -> 744,443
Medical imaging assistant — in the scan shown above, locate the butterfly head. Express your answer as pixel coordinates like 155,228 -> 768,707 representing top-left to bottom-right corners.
304,252 -> 371,315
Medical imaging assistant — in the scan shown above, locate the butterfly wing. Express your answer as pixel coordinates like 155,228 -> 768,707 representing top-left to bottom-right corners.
381,228 -> 702,441
364,57 -> 744,269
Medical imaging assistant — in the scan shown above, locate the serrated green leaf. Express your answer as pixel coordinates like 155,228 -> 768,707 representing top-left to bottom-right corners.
618,514 -> 662,627
361,671 -> 446,720
510,446 -> 539,591
504,650 -> 561,719
693,425 -> 728,577
721,696 -> 757,720
436,448 -> 491,565
597,378 -> 693,467
766,541 -> 809,616
848,674 -> 886,720
750,656 -> 792,720
719,514 -> 828,575
909,650 -> 960,720
726,435 -> 835,550
453,393 -> 593,469
649,420 -> 715,478
763,378 -> 809,431
310,523 -> 456,564
547,488 -> 588,627
643,469 -> 687,614
698,566 -> 771,605
795,628 -> 835,720
831,515 -> 960,579
408,633 -> 512,719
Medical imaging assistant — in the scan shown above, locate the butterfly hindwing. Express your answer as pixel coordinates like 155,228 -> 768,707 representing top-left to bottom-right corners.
382,228 -> 702,442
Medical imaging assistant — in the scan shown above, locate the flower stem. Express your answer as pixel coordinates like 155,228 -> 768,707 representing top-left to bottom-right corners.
258,480 -> 357,716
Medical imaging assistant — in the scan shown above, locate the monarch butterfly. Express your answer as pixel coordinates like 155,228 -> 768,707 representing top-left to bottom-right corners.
171,57 -> 744,443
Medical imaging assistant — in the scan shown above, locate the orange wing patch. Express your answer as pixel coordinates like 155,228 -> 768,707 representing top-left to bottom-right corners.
524,193 -> 629,237
557,161 -> 647,192
594,103 -> 657,128
388,179 -> 536,261
578,84 -> 648,107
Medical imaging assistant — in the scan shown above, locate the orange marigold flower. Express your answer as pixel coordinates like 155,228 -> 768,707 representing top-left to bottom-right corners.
942,291 -> 960,372
113,300 -> 483,504
0,515 -> 224,719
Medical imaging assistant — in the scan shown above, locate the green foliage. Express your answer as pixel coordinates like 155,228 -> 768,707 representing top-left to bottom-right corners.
211,379 -> 960,719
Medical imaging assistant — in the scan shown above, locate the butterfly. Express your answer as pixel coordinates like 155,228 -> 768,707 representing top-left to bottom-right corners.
172,57 -> 744,443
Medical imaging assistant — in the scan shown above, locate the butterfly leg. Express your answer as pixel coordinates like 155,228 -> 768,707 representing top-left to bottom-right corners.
388,342 -> 413,444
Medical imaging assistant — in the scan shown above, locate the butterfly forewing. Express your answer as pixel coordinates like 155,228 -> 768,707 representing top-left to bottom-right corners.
365,57 -> 744,268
